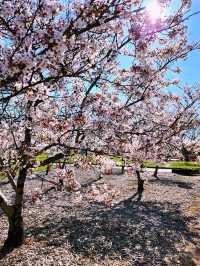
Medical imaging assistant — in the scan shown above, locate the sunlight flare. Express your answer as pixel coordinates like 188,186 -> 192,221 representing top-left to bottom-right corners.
146,0 -> 164,21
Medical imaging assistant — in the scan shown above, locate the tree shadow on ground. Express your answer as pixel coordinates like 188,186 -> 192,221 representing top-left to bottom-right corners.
150,178 -> 194,190
0,210 -> 4,218
0,180 -> 9,188
27,195 -> 198,265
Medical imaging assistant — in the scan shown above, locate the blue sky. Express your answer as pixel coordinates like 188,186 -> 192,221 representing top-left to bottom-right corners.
1,0 -> 199,87
118,0 -> 200,87
178,0 -> 200,85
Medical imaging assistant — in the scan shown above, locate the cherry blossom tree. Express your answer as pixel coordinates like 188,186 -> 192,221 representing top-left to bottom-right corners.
180,124 -> 200,161
0,0 -> 199,250
151,85 -> 200,178
175,89 -> 200,161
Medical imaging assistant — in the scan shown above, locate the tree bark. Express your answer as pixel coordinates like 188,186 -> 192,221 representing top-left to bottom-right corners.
5,171 -> 17,192
181,146 -> 191,161
121,158 -> 125,174
153,165 -> 159,179
3,209 -> 24,249
0,191 -> 13,217
136,170 -> 144,192
0,191 -> 24,250
61,160 -> 67,169
45,164 -> 51,175
2,167 -> 28,250
1,117 -> 32,251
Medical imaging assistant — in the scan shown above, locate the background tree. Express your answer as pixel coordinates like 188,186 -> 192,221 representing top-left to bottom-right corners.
180,118 -> 200,161
164,85 -> 200,161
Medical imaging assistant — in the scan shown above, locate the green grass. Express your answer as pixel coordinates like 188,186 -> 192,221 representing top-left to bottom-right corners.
169,161 -> 200,170
33,153 -> 200,170
110,156 -> 124,166
32,153 -> 49,172
32,165 -> 49,172
35,153 -> 48,162
1,152 -> 200,180
143,161 -> 170,169
143,160 -> 200,170
32,153 -> 81,171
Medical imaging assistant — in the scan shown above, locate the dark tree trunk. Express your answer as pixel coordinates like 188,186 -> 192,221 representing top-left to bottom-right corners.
140,163 -> 144,172
153,165 -> 159,179
181,146 -> 191,162
98,173 -> 103,180
121,158 -> 125,174
3,166 -> 28,250
2,110 -> 32,252
45,164 -> 51,175
121,165 -> 125,174
61,160 -> 66,169
3,211 -> 24,250
136,170 -> 144,192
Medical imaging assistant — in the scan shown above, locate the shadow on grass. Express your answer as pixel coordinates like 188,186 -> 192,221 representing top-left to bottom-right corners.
26,196 -> 198,265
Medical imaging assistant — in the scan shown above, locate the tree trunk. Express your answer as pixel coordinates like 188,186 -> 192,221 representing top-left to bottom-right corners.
3,166 -> 28,250
153,165 -> 159,179
121,158 -> 125,174
181,146 -> 191,161
1,122 -> 31,252
45,164 -> 50,175
136,170 -> 144,192
3,210 -> 24,250
121,165 -> 125,174
61,160 -> 66,169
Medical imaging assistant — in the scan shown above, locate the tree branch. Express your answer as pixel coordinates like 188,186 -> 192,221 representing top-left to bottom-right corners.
4,171 -> 17,192
39,153 -> 65,166
0,190 -> 13,217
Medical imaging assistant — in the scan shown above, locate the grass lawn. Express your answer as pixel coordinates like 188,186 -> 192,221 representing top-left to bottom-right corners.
36,153 -> 200,170
110,156 -> 200,170
144,160 -> 200,170
1,153 -> 200,182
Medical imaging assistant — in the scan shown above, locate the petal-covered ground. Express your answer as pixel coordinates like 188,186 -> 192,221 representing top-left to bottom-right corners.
0,170 -> 200,266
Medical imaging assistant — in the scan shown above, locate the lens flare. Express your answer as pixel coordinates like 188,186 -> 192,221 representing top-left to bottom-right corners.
146,0 -> 164,21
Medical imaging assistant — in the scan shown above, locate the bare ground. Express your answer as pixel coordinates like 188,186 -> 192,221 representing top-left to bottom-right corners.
0,169 -> 200,266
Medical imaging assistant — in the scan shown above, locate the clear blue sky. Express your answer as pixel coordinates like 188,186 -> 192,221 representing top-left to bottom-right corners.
2,0 -> 199,87
118,0 -> 200,87
178,0 -> 200,85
